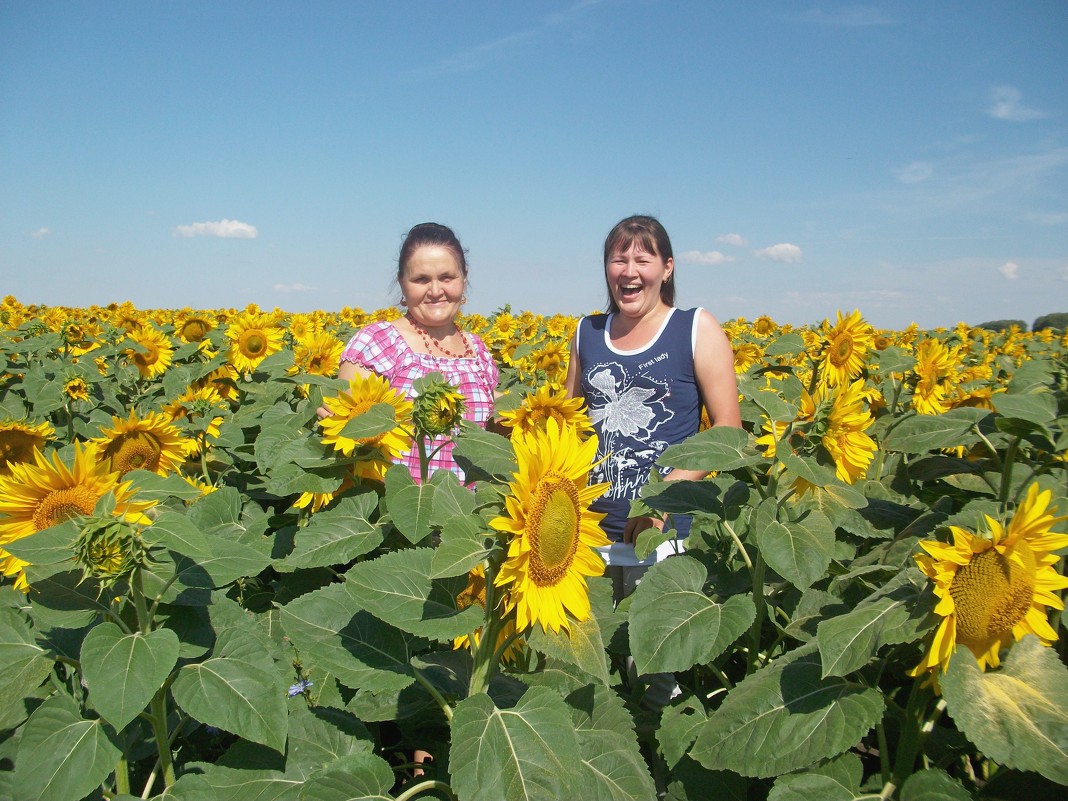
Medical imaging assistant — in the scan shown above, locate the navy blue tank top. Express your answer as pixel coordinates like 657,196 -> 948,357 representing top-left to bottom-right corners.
576,307 -> 702,541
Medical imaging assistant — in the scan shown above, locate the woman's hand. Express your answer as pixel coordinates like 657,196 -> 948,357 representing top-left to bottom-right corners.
623,513 -> 666,544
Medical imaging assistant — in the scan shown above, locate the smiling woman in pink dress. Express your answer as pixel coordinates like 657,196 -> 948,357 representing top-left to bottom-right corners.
318,222 -> 498,483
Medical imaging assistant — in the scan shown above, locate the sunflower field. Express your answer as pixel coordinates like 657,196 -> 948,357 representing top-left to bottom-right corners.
0,295 -> 1066,801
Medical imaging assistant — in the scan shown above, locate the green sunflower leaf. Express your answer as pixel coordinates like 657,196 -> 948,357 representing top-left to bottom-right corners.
899,768 -> 974,801
816,573 -> 933,677
881,408 -> 988,454
299,752 -> 396,800
337,401 -> 398,441
384,463 -> 436,544
13,693 -> 121,801
278,492 -> 381,570
344,547 -> 482,640
629,557 -> 755,674
278,580 -> 418,694
658,426 -> 762,472
431,514 -> 488,579
689,645 -> 884,777
940,635 -> 1068,785
567,684 -> 658,800
171,654 -> 288,754
0,607 -> 53,720
81,622 -> 179,731
452,424 -> 518,482
450,686 -> 587,801
527,612 -> 611,685
147,509 -> 272,589
752,511 -> 835,590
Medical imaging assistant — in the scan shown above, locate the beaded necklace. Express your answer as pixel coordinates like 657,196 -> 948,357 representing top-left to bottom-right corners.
408,315 -> 473,359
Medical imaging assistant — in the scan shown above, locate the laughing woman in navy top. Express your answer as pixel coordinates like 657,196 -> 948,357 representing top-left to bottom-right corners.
565,215 -> 742,602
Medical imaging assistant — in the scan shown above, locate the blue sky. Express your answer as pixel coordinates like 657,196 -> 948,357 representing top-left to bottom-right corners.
1,1 -> 1065,329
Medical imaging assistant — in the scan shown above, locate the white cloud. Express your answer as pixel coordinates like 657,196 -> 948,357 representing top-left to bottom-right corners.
998,261 -> 1020,280
173,219 -> 258,239
895,161 -> 933,184
755,243 -> 803,263
716,233 -> 748,247
988,86 -> 1047,122
678,250 -> 733,265
30,227 -> 51,239
1025,211 -> 1068,226
273,283 -> 315,293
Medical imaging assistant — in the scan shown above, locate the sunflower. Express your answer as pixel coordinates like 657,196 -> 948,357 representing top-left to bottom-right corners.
733,341 -> 764,374
492,418 -> 610,634
163,386 -> 226,453
498,384 -> 595,440
63,377 -> 90,402
92,410 -> 193,477
821,379 -> 877,484
225,312 -> 285,374
0,443 -> 156,590
288,332 -> 344,378
911,483 -> 1068,678
454,563 -> 524,664
819,309 -> 874,388
911,337 -> 960,416
193,364 -> 241,402
319,374 -> 414,481
751,315 -> 777,338
124,325 -> 175,380
0,420 -> 55,475
174,311 -> 216,343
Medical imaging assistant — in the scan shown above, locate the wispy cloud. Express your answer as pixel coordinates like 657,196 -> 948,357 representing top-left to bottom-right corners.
30,227 -> 51,239
895,161 -> 933,184
716,233 -> 748,247
173,219 -> 258,239
273,283 -> 315,293
410,0 -> 603,76
1024,211 -> 1068,226
998,261 -> 1020,280
755,243 -> 803,263
988,86 -> 1047,122
796,5 -> 894,26
678,250 -> 733,265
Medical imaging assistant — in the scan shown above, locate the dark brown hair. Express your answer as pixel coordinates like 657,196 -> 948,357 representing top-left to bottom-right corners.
602,215 -> 675,313
397,222 -> 468,281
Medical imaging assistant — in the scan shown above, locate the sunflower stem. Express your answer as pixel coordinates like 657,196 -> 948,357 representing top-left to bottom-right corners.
395,780 -> 458,801
721,520 -> 752,571
747,550 -> 767,676
469,557 -> 505,697
891,677 -> 933,787
998,436 -> 1021,508
412,667 -> 453,722
147,688 -> 176,790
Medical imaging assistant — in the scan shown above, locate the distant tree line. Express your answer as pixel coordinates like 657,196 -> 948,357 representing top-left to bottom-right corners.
975,312 -> 1068,333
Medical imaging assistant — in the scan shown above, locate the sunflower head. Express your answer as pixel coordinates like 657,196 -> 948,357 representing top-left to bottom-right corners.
491,418 -> 611,633
63,376 -> 90,402
0,419 -> 55,475
319,374 -> 414,479
911,483 -> 1068,680
92,410 -> 193,477
498,384 -> 595,440
225,312 -> 285,374
819,309 -> 874,388
411,372 -> 467,437
124,326 -> 175,380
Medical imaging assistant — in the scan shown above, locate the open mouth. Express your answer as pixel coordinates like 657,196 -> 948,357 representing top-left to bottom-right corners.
618,284 -> 643,299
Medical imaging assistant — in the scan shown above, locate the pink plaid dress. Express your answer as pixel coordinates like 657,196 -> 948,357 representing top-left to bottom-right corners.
339,321 -> 498,482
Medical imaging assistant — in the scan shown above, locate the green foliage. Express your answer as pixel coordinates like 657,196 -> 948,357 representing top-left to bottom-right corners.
0,308 -> 1066,801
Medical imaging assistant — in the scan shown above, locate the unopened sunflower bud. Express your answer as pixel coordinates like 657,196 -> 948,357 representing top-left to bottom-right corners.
412,373 -> 466,437
74,516 -> 147,589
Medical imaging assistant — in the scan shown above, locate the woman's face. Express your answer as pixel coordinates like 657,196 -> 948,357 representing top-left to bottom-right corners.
605,241 -> 673,319
400,245 -> 466,330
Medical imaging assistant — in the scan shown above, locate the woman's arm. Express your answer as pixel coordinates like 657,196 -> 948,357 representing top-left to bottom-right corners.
563,332 -> 583,400
316,360 -> 372,419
